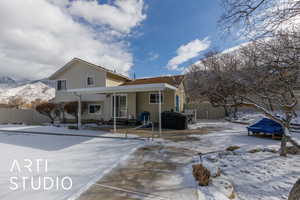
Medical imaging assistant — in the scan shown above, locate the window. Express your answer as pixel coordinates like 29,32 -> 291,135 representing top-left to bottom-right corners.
57,80 -> 67,91
89,104 -> 101,114
87,76 -> 94,86
149,93 -> 163,104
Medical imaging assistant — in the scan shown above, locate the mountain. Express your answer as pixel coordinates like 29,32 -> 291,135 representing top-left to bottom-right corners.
0,76 -> 16,84
0,82 -> 55,104
0,76 -> 17,89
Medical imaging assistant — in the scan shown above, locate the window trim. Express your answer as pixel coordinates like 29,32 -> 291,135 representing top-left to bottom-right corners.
86,75 -> 95,87
56,79 -> 67,91
149,92 -> 164,104
88,104 -> 102,114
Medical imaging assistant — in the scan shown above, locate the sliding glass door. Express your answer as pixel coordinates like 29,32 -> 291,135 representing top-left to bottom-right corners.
112,95 -> 127,118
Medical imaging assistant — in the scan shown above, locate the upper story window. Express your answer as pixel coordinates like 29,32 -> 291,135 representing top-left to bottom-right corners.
87,76 -> 95,86
57,80 -> 67,91
149,93 -> 164,104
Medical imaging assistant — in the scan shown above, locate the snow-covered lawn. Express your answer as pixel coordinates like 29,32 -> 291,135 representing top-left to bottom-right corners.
0,125 -> 143,200
187,121 -> 300,200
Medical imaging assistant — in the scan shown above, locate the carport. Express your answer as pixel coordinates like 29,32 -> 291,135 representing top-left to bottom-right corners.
67,83 -> 177,136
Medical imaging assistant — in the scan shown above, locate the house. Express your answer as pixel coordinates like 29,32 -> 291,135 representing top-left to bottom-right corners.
49,58 -> 186,132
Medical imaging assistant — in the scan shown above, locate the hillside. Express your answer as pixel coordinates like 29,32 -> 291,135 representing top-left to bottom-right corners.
0,82 -> 55,104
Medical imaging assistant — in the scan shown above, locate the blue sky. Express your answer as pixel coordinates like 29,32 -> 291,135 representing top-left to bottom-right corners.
130,0 -> 241,78
0,0 -> 244,80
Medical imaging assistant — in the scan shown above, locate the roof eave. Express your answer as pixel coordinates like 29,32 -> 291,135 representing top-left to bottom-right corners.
67,83 -> 177,95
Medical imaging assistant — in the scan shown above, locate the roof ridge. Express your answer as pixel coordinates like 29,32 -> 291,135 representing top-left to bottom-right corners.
73,57 -> 131,80
134,75 -> 184,80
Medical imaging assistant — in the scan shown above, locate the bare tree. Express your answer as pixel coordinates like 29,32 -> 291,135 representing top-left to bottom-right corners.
187,51 -> 245,118
188,33 -> 300,156
220,0 -> 300,38
36,102 -> 58,124
64,102 -> 86,125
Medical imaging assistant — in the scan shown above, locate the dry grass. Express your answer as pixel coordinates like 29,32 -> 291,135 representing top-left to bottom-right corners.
226,145 -> 240,151
192,164 -> 211,186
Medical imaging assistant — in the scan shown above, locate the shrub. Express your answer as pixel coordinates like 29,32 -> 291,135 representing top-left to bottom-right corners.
286,146 -> 300,155
68,126 -> 78,130
226,145 -> 240,151
192,164 -> 210,186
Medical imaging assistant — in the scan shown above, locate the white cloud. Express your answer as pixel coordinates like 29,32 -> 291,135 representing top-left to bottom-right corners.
69,0 -> 146,34
0,0 -> 146,80
167,38 -> 211,71
148,52 -> 159,61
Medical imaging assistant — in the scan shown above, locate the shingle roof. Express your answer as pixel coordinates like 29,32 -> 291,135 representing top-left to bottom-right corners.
121,75 -> 185,88
49,57 -> 131,81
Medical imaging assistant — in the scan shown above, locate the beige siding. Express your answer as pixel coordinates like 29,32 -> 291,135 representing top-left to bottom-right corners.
127,93 -> 136,119
175,82 -> 186,112
106,73 -> 127,87
53,61 -> 107,103
55,61 -> 106,89
136,89 -> 175,122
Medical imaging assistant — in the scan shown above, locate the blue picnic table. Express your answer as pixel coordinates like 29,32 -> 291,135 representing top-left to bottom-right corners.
247,118 -> 284,138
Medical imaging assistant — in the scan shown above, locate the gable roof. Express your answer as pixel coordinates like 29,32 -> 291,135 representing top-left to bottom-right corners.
49,58 -> 131,81
121,75 -> 185,88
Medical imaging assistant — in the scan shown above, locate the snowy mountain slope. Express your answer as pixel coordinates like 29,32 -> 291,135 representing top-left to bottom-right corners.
0,76 -> 16,84
0,82 -> 55,104
0,76 -> 17,89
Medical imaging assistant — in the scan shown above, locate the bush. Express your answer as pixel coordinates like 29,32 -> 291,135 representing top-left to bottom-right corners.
248,148 -> 262,153
192,164 -> 210,186
226,145 -> 240,151
286,146 -> 300,155
68,126 -> 78,130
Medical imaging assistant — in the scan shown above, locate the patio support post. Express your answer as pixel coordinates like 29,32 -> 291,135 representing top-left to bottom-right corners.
77,94 -> 82,129
159,90 -> 162,137
113,93 -> 117,133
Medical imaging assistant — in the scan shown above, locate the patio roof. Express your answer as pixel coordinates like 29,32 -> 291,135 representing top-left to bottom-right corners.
67,83 -> 177,95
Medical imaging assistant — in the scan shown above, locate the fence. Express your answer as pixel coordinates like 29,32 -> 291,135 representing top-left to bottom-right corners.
0,108 -> 50,125
186,102 -> 226,119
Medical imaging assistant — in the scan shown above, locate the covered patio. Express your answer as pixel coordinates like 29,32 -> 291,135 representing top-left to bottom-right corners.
67,83 -> 177,135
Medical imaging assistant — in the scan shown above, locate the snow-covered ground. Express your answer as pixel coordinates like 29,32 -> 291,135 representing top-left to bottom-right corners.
0,122 -> 299,200
0,125 -> 143,200
187,121 -> 300,200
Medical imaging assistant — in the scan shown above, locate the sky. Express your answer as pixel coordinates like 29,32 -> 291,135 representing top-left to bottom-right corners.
0,0 -> 244,80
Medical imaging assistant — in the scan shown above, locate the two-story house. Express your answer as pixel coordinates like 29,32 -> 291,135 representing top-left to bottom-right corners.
49,58 -> 186,131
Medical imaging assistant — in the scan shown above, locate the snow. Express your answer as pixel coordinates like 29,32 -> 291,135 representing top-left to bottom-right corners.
187,121 -> 300,200
0,125 -> 143,200
0,121 -> 299,200
0,82 -> 55,104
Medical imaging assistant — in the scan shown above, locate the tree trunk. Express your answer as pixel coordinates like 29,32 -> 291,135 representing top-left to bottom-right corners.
233,106 -> 238,119
280,134 -> 288,156
288,179 -> 300,200
223,105 -> 229,117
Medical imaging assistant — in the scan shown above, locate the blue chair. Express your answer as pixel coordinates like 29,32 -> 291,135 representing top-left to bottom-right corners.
139,111 -> 150,123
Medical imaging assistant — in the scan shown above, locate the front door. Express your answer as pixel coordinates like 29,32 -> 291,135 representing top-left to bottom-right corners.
112,95 -> 127,118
